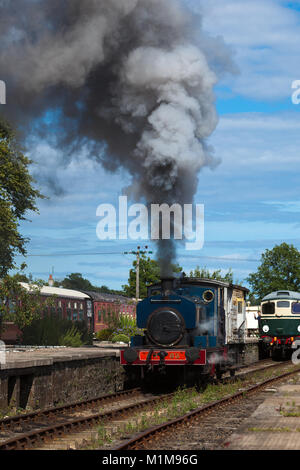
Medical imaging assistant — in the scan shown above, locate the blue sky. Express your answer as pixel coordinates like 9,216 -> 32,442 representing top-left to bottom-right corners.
15,0 -> 300,290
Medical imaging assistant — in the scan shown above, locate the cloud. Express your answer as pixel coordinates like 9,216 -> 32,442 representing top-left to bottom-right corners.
187,0 -> 300,101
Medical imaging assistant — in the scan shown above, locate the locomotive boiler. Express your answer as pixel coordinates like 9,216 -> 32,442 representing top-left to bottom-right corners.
120,277 -> 249,387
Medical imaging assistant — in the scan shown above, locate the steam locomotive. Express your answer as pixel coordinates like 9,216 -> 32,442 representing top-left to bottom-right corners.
120,277 -> 249,387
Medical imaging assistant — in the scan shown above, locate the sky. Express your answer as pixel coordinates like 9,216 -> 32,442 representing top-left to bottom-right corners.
12,0 -> 300,290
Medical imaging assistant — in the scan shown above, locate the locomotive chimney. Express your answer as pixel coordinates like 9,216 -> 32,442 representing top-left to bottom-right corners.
161,277 -> 175,298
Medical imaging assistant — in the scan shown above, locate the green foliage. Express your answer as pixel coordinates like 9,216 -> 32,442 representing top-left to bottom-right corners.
59,325 -> 83,347
122,254 -> 182,299
21,315 -> 91,346
95,329 -> 114,341
0,276 -> 48,333
72,320 -> 93,345
101,308 -> 122,331
111,333 -> 130,344
0,119 -> 44,276
112,315 -> 144,339
95,314 -> 143,342
118,314 -> 136,330
189,266 -> 235,283
60,273 -> 94,291
57,272 -> 126,296
247,243 -> 300,302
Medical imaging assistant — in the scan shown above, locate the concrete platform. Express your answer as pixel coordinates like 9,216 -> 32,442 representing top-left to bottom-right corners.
0,344 -> 127,410
225,375 -> 300,450
0,345 -> 123,371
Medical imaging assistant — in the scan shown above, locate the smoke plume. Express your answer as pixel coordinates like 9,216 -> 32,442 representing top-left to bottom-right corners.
0,0 -> 234,274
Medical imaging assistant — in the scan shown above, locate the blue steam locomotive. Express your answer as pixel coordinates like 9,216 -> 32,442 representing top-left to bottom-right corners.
120,277 -> 249,386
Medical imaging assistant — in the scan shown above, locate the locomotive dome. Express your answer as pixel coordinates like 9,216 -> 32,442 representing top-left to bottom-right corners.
262,290 -> 300,301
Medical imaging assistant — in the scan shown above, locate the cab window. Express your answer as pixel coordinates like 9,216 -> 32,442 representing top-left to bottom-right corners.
262,302 -> 275,314
277,301 -> 290,308
292,302 -> 300,314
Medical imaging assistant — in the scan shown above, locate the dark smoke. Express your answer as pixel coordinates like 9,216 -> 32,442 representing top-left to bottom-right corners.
0,0 -> 234,274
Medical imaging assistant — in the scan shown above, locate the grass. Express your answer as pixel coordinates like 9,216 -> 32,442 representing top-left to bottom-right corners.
77,362 -> 300,449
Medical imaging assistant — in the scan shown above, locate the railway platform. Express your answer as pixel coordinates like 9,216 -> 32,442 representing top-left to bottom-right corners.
0,344 -> 123,371
0,345 -> 127,411
225,372 -> 300,450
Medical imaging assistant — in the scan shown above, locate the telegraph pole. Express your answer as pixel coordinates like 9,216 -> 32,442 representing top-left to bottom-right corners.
136,246 -> 140,302
124,246 -> 153,300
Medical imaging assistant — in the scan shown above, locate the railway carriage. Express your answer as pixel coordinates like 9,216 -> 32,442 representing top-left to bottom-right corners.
83,291 -> 136,334
0,282 -> 137,344
1,283 -> 92,343
259,290 -> 300,360
120,277 -> 249,387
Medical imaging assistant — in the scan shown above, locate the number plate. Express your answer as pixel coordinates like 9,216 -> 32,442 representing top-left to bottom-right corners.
139,350 -> 186,361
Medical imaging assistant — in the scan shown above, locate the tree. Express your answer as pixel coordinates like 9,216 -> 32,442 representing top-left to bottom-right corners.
61,273 -> 94,291
122,254 -> 182,299
189,266 -> 235,283
0,276 -> 50,334
0,119 -> 44,276
58,273 -> 126,296
247,243 -> 300,302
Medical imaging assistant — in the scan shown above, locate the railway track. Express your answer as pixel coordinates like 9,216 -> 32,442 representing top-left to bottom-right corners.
0,359 -> 290,450
114,362 -> 300,450
0,386 -> 180,450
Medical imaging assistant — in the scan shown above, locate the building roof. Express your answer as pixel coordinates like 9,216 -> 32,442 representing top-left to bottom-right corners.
262,290 -> 300,301
20,283 -> 90,300
82,290 -> 133,303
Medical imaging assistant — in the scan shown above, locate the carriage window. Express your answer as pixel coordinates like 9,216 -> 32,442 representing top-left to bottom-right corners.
79,303 -> 84,321
292,302 -> 300,314
73,302 -> 78,321
57,300 -> 63,318
50,305 -> 56,315
237,301 -> 243,313
67,302 -> 72,320
277,301 -> 290,308
262,302 -> 275,314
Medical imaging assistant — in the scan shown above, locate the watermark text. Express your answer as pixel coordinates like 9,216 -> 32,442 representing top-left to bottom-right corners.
96,196 -> 204,251
0,80 -> 6,104
0,341 -> 6,365
291,80 -> 300,104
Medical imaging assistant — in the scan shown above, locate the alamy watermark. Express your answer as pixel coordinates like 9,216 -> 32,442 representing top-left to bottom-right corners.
291,80 -> 300,104
0,341 -> 6,365
96,196 -> 204,250
0,80 -> 6,104
292,340 -> 300,364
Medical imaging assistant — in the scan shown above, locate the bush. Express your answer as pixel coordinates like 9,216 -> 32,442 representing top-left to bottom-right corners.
95,329 -> 114,341
111,314 -> 144,340
59,326 -> 83,347
111,333 -> 130,344
73,320 -> 93,345
21,315 -> 92,346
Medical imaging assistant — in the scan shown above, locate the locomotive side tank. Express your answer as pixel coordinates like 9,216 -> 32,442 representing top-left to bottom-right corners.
120,277 -> 248,386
